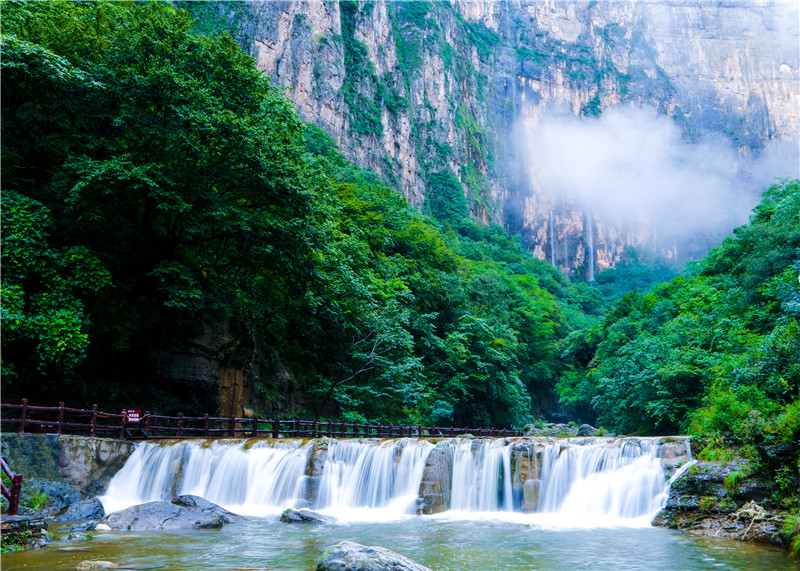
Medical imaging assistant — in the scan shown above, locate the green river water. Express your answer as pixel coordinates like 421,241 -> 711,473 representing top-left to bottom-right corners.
2,516 -> 793,570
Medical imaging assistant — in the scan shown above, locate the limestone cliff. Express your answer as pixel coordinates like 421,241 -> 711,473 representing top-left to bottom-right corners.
208,0 -> 798,275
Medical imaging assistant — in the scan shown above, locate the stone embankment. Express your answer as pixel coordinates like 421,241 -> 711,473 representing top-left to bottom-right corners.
652,455 -> 791,548
1,433 -> 134,517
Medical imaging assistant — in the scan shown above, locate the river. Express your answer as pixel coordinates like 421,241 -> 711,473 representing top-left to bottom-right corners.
2,437 -> 794,569
3,515 -> 794,570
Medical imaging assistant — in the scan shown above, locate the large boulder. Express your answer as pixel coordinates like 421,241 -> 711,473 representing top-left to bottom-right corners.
106,496 -> 243,531
317,540 -> 431,571
56,497 -> 105,522
172,494 -> 245,524
280,508 -> 335,524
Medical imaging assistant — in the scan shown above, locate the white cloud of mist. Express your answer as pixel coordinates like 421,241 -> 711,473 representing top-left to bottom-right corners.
519,106 -> 798,257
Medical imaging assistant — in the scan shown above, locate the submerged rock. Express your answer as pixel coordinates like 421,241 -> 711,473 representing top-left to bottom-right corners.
106,496 -> 243,531
76,561 -> 117,570
280,508 -> 335,524
317,540 -> 431,571
55,497 -> 105,522
66,521 -> 98,541
69,522 -> 99,533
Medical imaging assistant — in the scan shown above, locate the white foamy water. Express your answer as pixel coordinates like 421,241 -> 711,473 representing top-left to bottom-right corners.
99,439 -> 313,516
101,436 -> 692,527
100,438 -> 434,520
313,438 -> 434,521
450,439 -> 513,512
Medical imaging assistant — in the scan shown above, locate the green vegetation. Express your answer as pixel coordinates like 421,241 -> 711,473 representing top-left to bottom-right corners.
2,6 -> 798,519
1,1 -> 573,429
557,180 -> 800,507
339,1 -> 383,138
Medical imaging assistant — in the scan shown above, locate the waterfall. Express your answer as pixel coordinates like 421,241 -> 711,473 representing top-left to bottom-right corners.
101,438 -> 433,520
314,439 -> 433,518
549,209 -> 558,266
450,439 -> 513,512
99,439 -> 313,516
100,436 -> 691,526
586,212 -> 595,282
536,438 -> 668,523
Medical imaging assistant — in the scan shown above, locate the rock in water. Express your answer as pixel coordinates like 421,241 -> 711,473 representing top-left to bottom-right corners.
280,508 -> 335,524
317,540 -> 431,571
106,496 -> 245,531
76,561 -> 117,570
577,424 -> 597,437
172,494 -> 245,524
55,497 -> 105,522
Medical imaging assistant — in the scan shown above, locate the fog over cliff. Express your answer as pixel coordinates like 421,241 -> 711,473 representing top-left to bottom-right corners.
220,0 -> 800,275
517,106 -> 799,265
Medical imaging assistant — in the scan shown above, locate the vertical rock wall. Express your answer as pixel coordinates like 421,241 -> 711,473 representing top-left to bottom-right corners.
0,434 -> 135,516
213,0 -> 798,273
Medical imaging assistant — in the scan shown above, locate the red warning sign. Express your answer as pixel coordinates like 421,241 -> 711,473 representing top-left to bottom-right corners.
123,409 -> 141,423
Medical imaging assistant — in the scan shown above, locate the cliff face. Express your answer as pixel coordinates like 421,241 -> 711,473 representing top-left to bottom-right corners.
213,0 -> 798,274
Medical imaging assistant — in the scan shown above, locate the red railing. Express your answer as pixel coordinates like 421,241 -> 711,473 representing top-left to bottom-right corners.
1,456 -> 23,516
1,399 -> 522,440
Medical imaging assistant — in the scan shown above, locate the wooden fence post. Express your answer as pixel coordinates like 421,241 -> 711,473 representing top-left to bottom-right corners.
228,416 -> 235,438
119,410 -> 127,439
9,474 -> 22,516
177,412 -> 184,438
272,418 -> 279,439
251,417 -> 258,438
144,411 -> 151,437
90,404 -> 98,437
18,398 -> 28,434
57,402 -> 64,435
203,414 -> 210,438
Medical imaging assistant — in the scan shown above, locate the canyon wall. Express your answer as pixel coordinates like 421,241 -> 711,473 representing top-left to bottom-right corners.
207,0 -> 798,275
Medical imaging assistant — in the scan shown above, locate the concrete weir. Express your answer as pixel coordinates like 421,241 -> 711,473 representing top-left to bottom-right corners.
2,434 -> 693,524
87,435 -> 693,523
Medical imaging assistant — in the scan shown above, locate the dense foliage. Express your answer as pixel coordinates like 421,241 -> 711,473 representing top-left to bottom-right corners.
558,180 -> 799,438
2,1 -> 797,489
1,1 -> 575,427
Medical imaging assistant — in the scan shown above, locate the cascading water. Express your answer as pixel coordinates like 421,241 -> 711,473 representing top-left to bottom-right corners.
101,436 -> 692,527
101,438 -> 434,521
100,439 -> 313,516
450,439 -> 513,512
314,439 -> 433,519
535,438 -> 674,525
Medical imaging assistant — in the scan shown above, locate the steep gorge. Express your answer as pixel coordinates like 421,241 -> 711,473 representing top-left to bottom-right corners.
201,0 -> 799,275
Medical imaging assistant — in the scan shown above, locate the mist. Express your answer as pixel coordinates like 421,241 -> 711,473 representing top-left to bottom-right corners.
518,106 -> 799,261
